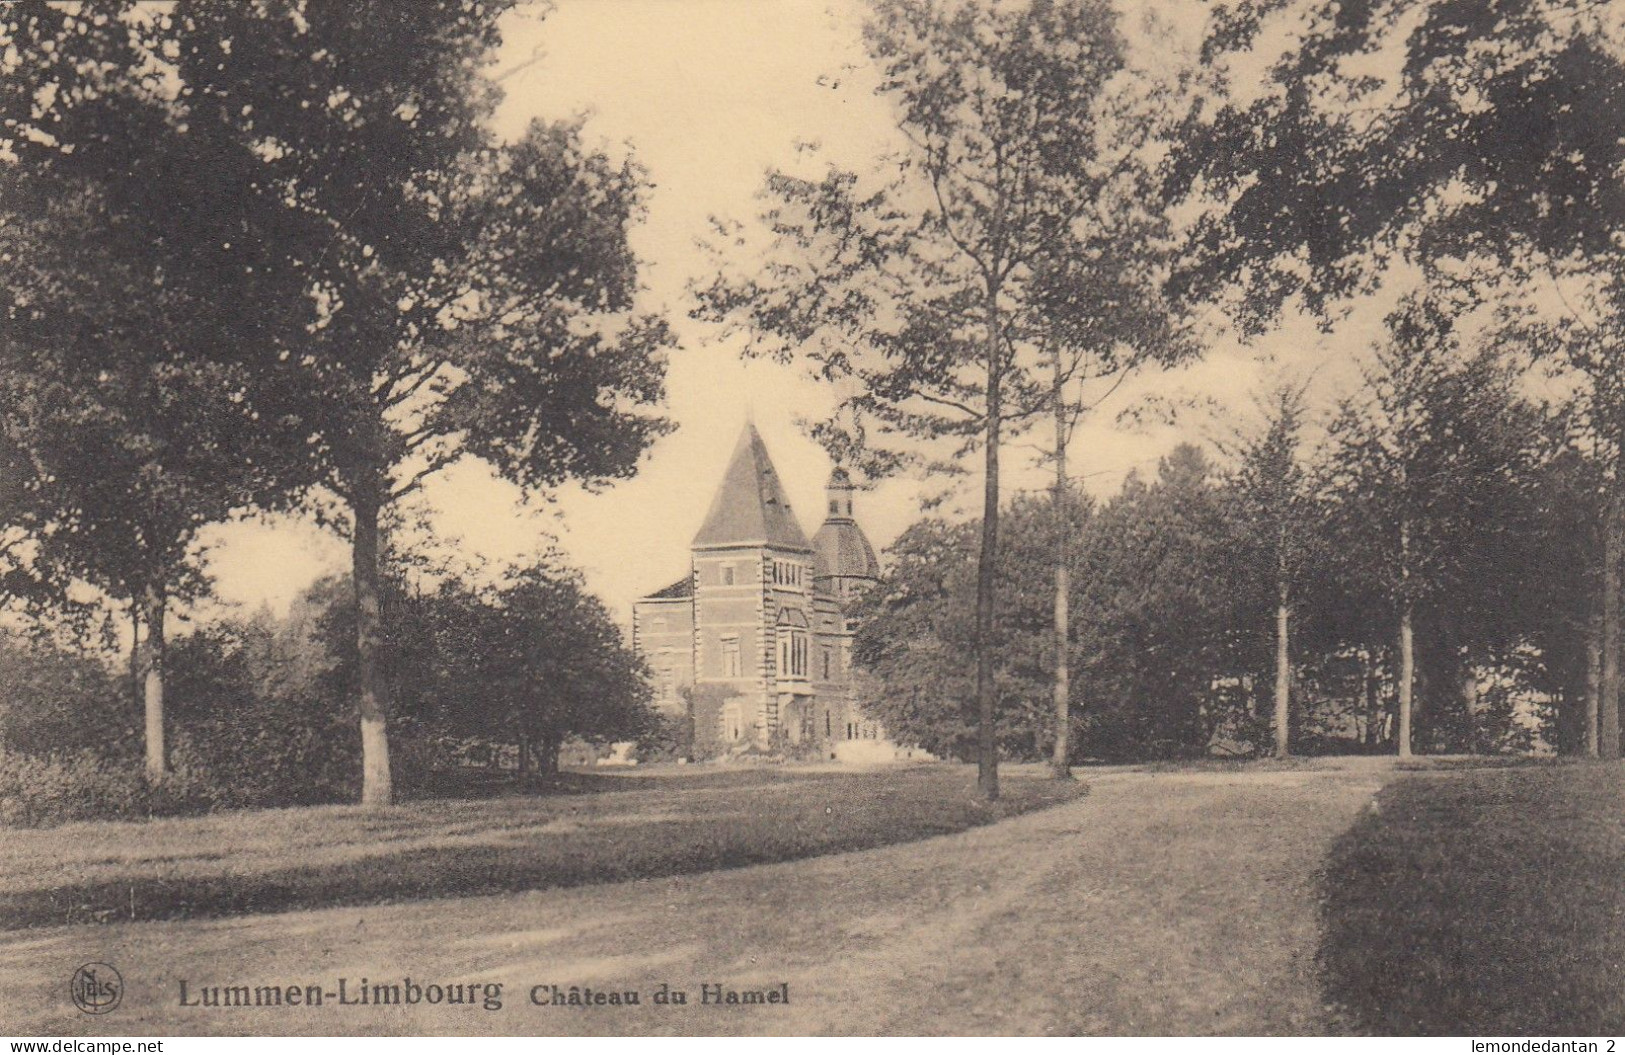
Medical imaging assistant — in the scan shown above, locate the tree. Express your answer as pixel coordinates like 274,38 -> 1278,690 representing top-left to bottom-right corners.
0,193 -> 290,780
1322,296 -> 1547,756
856,452 -> 1251,765
698,0 -> 1169,799
150,2 -> 675,803
0,2 -> 313,780
165,606 -> 363,808
1079,444 -> 1239,758
405,568 -> 655,777
1226,386 -> 1318,757
1513,410 -> 1610,756
853,517 -> 983,760
1176,0 -> 1625,757
1030,142 -> 1197,777
852,496 -> 1089,763
0,631 -> 131,760
0,434 -> 47,613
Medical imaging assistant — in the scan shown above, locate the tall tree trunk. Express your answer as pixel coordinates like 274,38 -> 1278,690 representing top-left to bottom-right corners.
141,583 -> 166,782
1586,607 -> 1602,758
1459,647 -> 1479,751
973,292 -> 1002,801
128,598 -> 142,710
1050,356 -> 1072,780
1397,514 -> 1415,759
1363,647 -> 1381,748
352,482 -> 393,805
1273,584 -> 1291,759
1398,603 -> 1415,759
1602,468 -> 1622,760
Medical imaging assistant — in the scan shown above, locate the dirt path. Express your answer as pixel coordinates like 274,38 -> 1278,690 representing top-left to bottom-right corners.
0,763 -> 1385,1036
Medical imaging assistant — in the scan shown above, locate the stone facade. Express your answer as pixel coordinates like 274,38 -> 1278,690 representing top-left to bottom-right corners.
632,424 -> 896,760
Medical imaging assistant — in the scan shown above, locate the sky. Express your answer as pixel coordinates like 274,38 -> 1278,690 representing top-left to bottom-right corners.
199,0 -> 1388,628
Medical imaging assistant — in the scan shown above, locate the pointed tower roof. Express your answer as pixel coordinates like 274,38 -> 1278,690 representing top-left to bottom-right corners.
692,424 -> 812,551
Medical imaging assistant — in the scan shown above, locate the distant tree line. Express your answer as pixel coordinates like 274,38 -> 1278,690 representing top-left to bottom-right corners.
0,561 -> 655,826
854,300 -> 1596,763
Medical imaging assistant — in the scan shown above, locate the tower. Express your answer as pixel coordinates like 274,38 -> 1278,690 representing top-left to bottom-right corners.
689,423 -> 815,747
811,466 -> 879,604
809,465 -> 881,754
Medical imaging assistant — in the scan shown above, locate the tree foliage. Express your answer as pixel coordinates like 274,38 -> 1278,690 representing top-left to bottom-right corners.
1175,0 -> 1625,757
0,0 -> 317,779
396,568 -> 655,774
857,373 -> 1568,763
698,0 -> 1190,797
1,2 -> 675,803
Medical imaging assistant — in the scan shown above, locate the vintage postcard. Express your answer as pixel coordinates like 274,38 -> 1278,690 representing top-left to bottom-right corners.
0,0 -> 1621,1043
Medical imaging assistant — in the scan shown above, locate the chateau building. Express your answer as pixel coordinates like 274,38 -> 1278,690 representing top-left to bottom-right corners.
632,423 -> 896,759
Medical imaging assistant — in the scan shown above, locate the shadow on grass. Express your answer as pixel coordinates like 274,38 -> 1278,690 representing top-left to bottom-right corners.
1316,763 -> 1625,1035
4,770 -> 1087,930
404,765 -> 859,801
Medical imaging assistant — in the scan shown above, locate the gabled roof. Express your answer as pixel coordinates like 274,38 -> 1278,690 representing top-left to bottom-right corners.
692,424 -> 812,552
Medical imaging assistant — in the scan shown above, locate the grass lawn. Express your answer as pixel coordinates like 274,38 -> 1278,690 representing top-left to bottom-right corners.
1,761 -> 1381,1036
0,764 -> 1085,930
1317,761 -> 1625,1035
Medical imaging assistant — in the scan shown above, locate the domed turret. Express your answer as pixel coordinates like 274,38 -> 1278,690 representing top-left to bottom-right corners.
813,467 -> 879,585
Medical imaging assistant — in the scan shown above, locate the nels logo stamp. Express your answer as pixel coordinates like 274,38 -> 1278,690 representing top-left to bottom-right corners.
70,963 -> 123,1015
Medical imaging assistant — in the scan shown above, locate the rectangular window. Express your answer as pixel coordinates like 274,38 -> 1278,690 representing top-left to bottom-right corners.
720,635 -> 741,677
722,565 -> 735,586
777,629 -> 808,678
772,561 -> 804,589
821,647 -> 832,680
